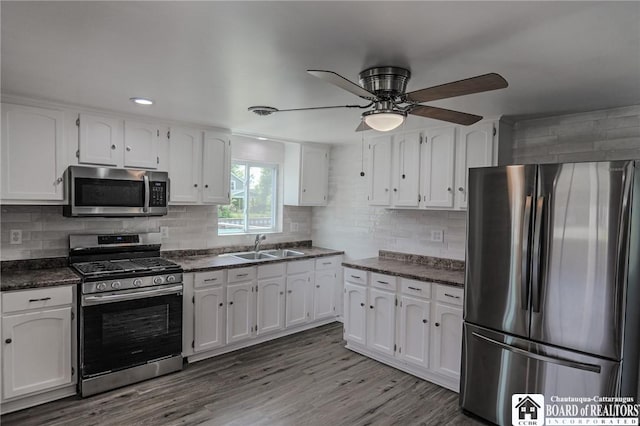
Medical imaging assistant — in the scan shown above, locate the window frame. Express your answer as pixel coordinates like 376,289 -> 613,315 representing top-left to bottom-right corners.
218,160 -> 279,235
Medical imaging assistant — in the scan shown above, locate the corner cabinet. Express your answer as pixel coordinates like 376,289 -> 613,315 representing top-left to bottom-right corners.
284,143 -> 329,206
1,104 -> 66,202
168,128 -> 230,205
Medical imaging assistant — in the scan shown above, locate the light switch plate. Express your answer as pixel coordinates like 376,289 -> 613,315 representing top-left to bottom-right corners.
10,229 -> 22,245
160,226 -> 169,238
430,229 -> 444,243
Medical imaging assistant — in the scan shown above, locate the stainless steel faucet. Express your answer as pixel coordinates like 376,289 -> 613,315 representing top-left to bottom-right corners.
254,234 -> 266,252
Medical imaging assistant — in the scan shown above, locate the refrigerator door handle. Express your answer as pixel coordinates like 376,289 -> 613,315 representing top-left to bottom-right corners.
531,195 -> 545,312
471,332 -> 601,373
521,195 -> 533,310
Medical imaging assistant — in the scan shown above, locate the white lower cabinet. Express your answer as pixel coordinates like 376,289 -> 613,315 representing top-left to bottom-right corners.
194,286 -> 225,352
313,269 -> 336,320
343,272 -> 464,392
285,272 -> 311,328
256,277 -> 285,335
226,282 -> 255,344
1,285 -> 76,411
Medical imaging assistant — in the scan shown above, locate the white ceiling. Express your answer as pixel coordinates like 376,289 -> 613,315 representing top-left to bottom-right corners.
2,1 -> 639,144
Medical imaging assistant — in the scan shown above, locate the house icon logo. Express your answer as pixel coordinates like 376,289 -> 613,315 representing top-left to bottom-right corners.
512,394 -> 544,426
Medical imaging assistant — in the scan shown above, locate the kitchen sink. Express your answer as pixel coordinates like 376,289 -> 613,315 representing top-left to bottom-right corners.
261,249 -> 305,258
231,252 -> 278,260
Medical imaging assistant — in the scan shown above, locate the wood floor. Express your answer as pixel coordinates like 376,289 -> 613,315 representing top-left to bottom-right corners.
1,323 -> 484,426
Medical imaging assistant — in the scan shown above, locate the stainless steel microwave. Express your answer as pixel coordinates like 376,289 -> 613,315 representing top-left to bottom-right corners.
63,166 -> 169,217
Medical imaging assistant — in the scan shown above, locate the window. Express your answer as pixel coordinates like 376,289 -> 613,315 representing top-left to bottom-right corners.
218,162 -> 277,235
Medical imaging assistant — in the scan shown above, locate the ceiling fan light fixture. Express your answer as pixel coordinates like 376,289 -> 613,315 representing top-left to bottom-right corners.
362,109 -> 406,132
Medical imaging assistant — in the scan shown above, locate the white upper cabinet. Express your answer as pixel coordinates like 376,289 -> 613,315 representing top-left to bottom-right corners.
367,135 -> 392,206
123,120 -> 159,169
454,122 -> 495,209
168,129 -> 230,205
202,131 -> 231,204
78,113 -> 123,167
392,132 -> 421,207
421,127 -> 456,208
1,104 -> 66,202
284,143 -> 329,206
168,127 -> 203,203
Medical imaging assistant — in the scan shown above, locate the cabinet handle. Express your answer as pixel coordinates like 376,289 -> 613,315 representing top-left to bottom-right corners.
408,286 -> 422,291
458,187 -> 464,192
393,188 -> 397,192
229,301 -> 234,305
204,278 -> 218,282
126,146 -> 132,152
322,262 -> 332,265
56,177 -> 63,184
5,338 -> 11,344
422,319 -> 428,324
360,302 -> 365,307
369,305 -> 374,309
28,297 -> 51,302
219,302 -> 223,307
303,189 -> 306,192
236,273 -> 248,277
376,281 -> 389,285
435,322 -> 440,327
111,144 -> 117,150
194,184 -> 198,188
280,291 -> 284,295
444,293 -> 461,299
205,184 -> 209,188
447,187 -> 452,192
350,275 -> 361,279
316,285 -> 320,288
385,188 -> 389,192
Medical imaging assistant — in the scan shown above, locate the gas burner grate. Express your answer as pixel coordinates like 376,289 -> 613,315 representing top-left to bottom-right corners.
73,261 -> 125,274
132,257 -> 180,269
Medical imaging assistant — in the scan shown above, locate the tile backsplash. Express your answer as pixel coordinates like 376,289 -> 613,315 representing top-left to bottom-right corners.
0,204 -> 312,260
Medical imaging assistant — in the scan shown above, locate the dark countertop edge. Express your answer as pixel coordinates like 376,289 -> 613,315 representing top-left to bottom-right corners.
170,249 -> 345,273
341,261 -> 464,288
2,277 -> 82,292
1,268 -> 81,293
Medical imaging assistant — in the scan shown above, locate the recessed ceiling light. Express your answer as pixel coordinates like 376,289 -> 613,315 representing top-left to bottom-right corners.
257,137 -> 268,141
130,97 -> 154,105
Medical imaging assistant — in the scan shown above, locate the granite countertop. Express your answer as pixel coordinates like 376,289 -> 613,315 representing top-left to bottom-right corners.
164,246 -> 344,273
342,257 -> 464,288
1,267 -> 81,292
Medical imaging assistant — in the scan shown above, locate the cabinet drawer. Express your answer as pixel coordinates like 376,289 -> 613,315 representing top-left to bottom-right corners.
344,268 -> 367,285
287,259 -> 314,275
194,270 -> 225,288
435,284 -> 464,306
2,285 -> 73,314
400,278 -> 431,299
370,273 -> 397,291
315,256 -> 339,270
227,266 -> 256,283
258,262 -> 286,279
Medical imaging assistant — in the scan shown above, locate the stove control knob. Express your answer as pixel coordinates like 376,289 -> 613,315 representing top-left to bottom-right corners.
96,282 -> 107,291
111,281 -> 121,289
153,276 -> 164,285
133,279 -> 143,287
166,275 -> 176,283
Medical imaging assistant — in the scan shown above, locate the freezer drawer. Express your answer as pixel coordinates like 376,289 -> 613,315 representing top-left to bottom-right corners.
460,323 -> 621,426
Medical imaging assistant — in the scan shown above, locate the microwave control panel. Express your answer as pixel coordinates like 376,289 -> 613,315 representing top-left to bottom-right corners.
150,181 -> 167,207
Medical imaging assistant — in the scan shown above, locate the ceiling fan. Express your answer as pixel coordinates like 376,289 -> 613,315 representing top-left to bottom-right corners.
248,66 -> 508,132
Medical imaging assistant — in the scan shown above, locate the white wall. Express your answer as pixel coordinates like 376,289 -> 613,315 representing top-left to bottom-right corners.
0,136 -> 312,260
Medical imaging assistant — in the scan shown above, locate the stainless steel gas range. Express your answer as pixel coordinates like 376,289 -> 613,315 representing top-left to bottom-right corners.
69,233 -> 183,397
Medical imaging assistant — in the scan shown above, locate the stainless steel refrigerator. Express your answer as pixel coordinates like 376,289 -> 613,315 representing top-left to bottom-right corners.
460,161 -> 640,424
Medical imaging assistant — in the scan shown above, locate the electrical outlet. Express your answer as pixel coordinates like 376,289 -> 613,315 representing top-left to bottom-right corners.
160,226 -> 169,238
430,229 -> 444,243
10,229 -> 22,245
290,222 -> 299,232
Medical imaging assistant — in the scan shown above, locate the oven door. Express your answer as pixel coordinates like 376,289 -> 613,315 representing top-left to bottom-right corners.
80,284 -> 183,378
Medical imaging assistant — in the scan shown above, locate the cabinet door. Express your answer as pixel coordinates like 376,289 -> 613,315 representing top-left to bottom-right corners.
367,136 -> 392,206
285,273 -> 311,328
1,104 -> 65,201
421,127 -> 455,208
398,295 -> 431,369
455,122 -> 494,209
300,145 -> 329,205
194,286 -> 225,352
169,127 -> 202,203
226,282 -> 255,344
124,120 -> 159,169
78,113 -> 123,167
366,288 -> 396,357
257,277 -> 285,335
2,307 -> 72,400
431,302 -> 463,380
392,132 -> 421,207
343,282 -> 367,345
313,270 -> 336,320
202,131 -> 230,204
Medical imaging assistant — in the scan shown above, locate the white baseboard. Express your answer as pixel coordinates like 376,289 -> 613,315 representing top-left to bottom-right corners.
1,384 -> 77,414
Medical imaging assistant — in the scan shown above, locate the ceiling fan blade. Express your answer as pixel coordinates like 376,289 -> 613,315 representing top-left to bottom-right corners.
355,121 -> 372,132
308,70 -> 376,99
405,73 -> 508,103
409,105 -> 482,126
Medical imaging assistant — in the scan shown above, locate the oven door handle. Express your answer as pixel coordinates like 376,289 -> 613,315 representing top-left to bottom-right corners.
82,285 -> 183,306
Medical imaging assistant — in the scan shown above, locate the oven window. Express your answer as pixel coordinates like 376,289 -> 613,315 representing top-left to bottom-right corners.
81,293 -> 182,377
75,178 -> 145,207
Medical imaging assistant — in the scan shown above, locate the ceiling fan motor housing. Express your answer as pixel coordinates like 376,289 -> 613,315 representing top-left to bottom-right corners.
358,66 -> 411,98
